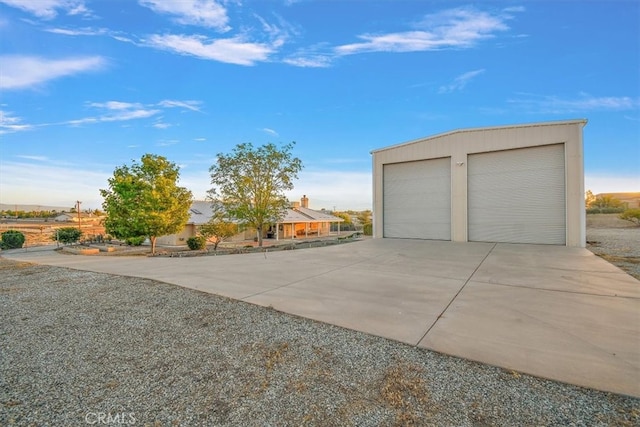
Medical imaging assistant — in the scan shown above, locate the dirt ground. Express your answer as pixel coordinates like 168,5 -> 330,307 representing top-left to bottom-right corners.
586,214 -> 640,280
586,213 -> 637,229
0,221 -> 105,247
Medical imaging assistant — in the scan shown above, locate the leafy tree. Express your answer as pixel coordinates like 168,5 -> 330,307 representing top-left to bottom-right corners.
357,210 -> 372,225
334,211 -> 352,225
331,211 -> 356,232
1,230 -> 25,249
592,195 -> 623,209
100,154 -> 193,254
55,227 -> 82,245
208,142 -> 302,247
619,208 -> 640,226
198,207 -> 238,252
585,190 -> 596,208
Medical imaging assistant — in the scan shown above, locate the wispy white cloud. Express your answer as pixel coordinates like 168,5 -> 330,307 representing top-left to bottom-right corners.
145,34 -> 275,66
66,99 -> 206,126
0,109 -> 33,134
0,0 -> 90,19
439,69 -> 485,93
508,92 -> 640,113
70,111 -> 159,125
139,0 -> 230,31
89,101 -> 143,110
1,98 -> 204,133
335,7 -> 517,55
16,155 -> 48,161
0,55 -> 106,90
194,138 -> 206,142
283,54 -> 333,68
159,99 -> 203,112
45,26 -> 109,36
261,128 -> 279,137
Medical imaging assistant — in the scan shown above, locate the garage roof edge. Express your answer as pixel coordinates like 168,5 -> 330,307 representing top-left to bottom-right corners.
370,119 -> 588,155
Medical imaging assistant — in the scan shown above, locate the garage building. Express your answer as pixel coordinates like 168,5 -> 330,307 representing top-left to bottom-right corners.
371,120 -> 587,247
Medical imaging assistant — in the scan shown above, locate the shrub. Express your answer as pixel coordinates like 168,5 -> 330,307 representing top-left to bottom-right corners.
55,227 -> 82,245
619,208 -> 640,226
363,223 -> 373,236
125,236 -> 146,246
187,236 -> 206,250
1,230 -> 25,249
586,207 -> 625,214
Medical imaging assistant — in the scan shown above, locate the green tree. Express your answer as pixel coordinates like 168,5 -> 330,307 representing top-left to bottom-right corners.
198,205 -> 238,252
334,211 -> 352,225
208,142 -> 302,247
100,154 -> 193,255
585,190 -> 596,208
1,230 -> 25,249
592,195 -> 623,209
357,210 -> 372,225
55,227 -> 82,245
619,208 -> 640,226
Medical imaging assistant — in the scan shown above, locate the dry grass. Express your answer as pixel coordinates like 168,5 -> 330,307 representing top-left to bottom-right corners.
379,363 -> 435,426
586,213 -> 637,229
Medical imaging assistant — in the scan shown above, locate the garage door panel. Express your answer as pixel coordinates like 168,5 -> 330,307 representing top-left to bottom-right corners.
383,158 -> 451,240
468,144 -> 566,245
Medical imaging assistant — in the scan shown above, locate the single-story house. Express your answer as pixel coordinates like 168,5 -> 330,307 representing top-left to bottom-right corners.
54,212 -> 102,223
269,195 -> 345,239
371,119 -> 587,247
156,196 -> 344,246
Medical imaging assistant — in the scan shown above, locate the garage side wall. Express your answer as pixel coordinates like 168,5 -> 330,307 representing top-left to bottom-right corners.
372,120 -> 586,247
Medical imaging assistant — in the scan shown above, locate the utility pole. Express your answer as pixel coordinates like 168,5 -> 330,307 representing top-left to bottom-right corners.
76,200 -> 82,232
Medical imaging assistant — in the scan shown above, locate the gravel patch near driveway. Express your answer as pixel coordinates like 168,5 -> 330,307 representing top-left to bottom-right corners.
587,227 -> 640,280
1,258 -> 638,426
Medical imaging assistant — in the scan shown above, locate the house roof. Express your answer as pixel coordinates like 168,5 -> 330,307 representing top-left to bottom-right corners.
187,201 -> 344,225
279,207 -> 343,223
55,212 -> 99,219
187,200 -> 216,225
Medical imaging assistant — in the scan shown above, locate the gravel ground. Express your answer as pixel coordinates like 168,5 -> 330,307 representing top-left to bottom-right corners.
1,258 -> 638,426
587,223 -> 640,280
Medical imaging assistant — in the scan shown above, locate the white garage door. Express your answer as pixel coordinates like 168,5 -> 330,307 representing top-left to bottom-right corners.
468,144 -> 566,245
383,158 -> 451,240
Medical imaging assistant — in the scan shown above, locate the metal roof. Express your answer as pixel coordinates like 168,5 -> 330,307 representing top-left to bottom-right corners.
370,119 -> 588,154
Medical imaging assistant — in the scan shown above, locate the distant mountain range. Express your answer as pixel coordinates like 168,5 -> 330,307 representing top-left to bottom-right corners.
0,203 -> 73,212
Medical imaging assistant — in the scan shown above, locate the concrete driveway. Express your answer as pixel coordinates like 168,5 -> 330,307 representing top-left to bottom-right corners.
3,238 -> 639,397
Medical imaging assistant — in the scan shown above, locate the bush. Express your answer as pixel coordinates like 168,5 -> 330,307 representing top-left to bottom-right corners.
1,230 -> 25,249
125,236 -> 146,246
55,227 -> 82,245
619,208 -> 640,226
363,223 -> 373,236
187,236 -> 206,250
586,207 -> 625,214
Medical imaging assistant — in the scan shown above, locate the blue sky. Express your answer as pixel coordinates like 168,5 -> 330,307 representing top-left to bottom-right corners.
0,0 -> 638,211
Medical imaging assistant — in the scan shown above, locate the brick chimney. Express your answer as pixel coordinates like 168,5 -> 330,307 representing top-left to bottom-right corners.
301,195 -> 309,208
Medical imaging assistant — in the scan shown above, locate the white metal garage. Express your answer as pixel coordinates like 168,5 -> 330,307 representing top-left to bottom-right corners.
371,120 -> 587,247
467,144 -> 566,244
383,157 -> 451,239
